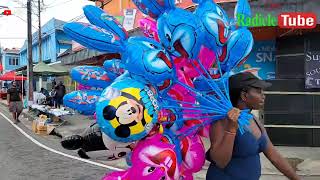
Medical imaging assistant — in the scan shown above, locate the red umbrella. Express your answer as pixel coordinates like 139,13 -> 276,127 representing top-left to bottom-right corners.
0,71 -> 27,81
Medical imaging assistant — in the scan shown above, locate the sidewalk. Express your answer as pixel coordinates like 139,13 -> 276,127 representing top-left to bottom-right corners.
2,100 -> 320,179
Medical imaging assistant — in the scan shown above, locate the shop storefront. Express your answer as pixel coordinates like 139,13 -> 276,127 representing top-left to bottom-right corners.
223,0 -> 320,146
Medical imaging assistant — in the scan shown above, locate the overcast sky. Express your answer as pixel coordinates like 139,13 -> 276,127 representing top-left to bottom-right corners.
0,0 -> 95,49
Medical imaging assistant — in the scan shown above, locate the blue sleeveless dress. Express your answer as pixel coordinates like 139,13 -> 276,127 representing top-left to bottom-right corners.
206,119 -> 268,180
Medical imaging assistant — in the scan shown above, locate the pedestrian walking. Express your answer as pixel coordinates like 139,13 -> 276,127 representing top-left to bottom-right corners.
206,72 -> 300,180
7,81 -> 23,124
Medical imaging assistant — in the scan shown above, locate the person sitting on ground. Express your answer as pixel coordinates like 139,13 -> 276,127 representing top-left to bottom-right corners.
40,88 -> 49,97
7,81 -> 23,124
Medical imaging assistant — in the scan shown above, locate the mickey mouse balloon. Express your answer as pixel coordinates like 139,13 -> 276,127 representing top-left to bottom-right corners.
96,78 -> 159,142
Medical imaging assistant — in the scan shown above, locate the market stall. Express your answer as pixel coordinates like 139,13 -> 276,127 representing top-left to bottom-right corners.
0,71 -> 27,100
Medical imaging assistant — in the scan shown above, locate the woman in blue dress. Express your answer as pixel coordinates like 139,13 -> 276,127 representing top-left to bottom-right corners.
206,72 -> 300,180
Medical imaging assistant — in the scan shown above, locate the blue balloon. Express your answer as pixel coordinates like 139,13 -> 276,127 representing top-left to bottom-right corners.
103,59 -> 125,76
63,22 -> 124,53
193,0 -> 230,50
96,78 -> 159,143
64,5 -> 175,92
133,0 -> 205,59
83,5 -> 128,41
133,0 -> 253,73
157,8 -> 204,59
234,0 -> 252,21
63,90 -> 102,115
132,0 -> 175,19
193,0 -> 253,72
219,27 -> 254,72
70,66 -> 118,88
124,36 -> 174,90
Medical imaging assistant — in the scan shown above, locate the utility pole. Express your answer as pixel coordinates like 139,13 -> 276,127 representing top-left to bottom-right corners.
38,0 -> 43,90
38,0 -> 42,63
27,0 -> 33,106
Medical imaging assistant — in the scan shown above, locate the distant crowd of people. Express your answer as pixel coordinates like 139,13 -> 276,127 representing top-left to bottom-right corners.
39,79 -> 66,108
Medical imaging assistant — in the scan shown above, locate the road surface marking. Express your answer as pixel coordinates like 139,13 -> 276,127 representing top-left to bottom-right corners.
0,112 -> 124,171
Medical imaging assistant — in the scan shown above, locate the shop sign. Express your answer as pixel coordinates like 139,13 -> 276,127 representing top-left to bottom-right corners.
0,6 -> 12,16
305,51 -> 320,89
233,41 -> 276,80
123,9 -> 137,31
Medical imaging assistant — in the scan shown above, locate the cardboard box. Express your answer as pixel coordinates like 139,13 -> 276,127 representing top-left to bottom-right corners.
32,120 -> 47,135
46,124 -> 56,135
32,120 -> 38,133
37,121 -> 47,131
52,116 -> 60,123
37,130 -> 47,135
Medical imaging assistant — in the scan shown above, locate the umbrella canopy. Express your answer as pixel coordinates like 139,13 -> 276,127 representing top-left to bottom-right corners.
0,71 -> 27,81
32,62 -> 68,76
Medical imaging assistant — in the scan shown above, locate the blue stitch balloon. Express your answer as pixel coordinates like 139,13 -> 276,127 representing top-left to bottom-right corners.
133,0 -> 205,59
193,0 -> 253,72
63,90 -> 102,115
70,66 -> 118,88
64,5 -> 175,92
133,0 -> 254,72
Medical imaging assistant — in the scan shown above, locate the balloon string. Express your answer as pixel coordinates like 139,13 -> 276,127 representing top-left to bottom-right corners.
174,81 -> 229,112
191,59 -> 227,101
191,59 -> 231,105
213,51 -> 231,102
160,97 -> 226,113
161,105 -> 225,114
176,115 -> 225,139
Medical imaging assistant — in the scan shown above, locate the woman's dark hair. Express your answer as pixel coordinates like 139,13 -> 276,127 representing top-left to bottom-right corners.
229,88 -> 242,107
229,86 -> 251,107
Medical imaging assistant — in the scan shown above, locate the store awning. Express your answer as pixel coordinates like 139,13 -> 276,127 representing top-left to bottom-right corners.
0,71 -> 27,81
57,48 -> 105,65
33,62 -> 69,76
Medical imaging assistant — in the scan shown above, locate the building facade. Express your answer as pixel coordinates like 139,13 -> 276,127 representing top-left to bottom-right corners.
1,48 -> 21,72
19,18 -> 72,65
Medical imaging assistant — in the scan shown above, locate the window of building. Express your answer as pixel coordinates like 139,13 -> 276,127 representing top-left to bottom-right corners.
8,57 -> 19,66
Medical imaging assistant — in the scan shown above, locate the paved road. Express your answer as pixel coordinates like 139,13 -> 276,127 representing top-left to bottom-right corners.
0,110 -> 109,180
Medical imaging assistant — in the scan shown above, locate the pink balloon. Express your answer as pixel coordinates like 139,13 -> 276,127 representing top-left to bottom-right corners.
179,131 -> 205,173
183,118 -> 210,138
173,47 -> 216,79
106,134 -> 180,180
102,171 -> 128,180
139,18 -> 159,41
103,132 -> 205,180
168,70 -> 194,100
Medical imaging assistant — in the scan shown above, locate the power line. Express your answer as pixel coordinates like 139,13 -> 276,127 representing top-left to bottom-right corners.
18,14 -> 86,50
13,14 -> 38,29
0,37 -> 26,39
43,0 -> 75,9
5,0 -> 89,49
33,14 -> 85,39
